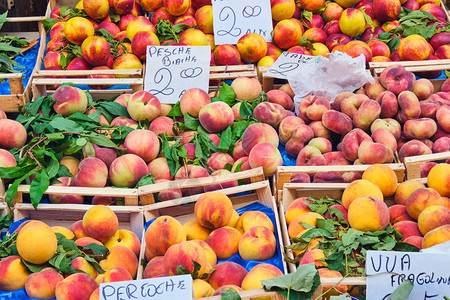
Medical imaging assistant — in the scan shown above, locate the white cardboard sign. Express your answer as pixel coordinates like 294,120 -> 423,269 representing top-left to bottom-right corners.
212,0 -> 273,45
99,274 -> 193,300
144,46 -> 211,104
266,52 -> 317,79
366,250 -> 450,300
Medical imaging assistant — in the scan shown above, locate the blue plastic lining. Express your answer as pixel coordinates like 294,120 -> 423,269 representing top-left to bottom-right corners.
0,39 -> 40,95
144,201 -> 285,273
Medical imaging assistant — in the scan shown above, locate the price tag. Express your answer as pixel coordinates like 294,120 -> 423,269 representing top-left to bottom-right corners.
212,0 -> 273,45
99,274 -> 193,300
144,45 -> 211,104
366,250 -> 450,300
266,52 -> 317,79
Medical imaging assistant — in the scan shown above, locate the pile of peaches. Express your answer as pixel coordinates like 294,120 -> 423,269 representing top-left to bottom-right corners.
142,191 -> 284,298
0,205 -> 141,299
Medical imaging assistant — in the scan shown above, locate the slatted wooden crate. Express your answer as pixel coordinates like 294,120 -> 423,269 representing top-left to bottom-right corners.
0,16 -> 47,112
208,64 -> 258,94
139,180 -> 292,299
138,167 -> 266,205
275,163 -> 406,200
404,151 -> 450,180
258,66 -> 287,92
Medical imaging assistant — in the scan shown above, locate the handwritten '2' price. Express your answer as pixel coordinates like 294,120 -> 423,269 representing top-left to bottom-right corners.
216,6 -> 241,37
149,68 -> 174,96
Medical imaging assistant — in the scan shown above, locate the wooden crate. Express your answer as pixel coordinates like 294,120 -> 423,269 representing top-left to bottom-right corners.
0,16 -> 47,112
138,167 -> 266,205
275,163 -> 406,200
258,66 -> 287,92
208,64 -> 258,95
369,60 -> 450,92
139,180 -> 290,299
404,151 -> 450,180
11,185 -> 140,207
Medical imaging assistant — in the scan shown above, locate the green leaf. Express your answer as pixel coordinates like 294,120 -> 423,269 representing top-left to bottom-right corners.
98,101 -> 129,117
239,100 -> 253,117
316,219 -> 337,234
167,102 -> 182,117
393,242 -> 420,252
387,280 -> 413,300
49,117 -> 83,133
183,113 -> 200,130
342,229 -> 364,247
217,83 -> 236,105
45,151 -> 60,178
6,170 -> 37,207
135,173 -> 155,188
221,288 -> 242,300
0,11 -> 7,30
41,18 -> 60,31
177,265 -> 191,275
295,227 -> 334,240
217,126 -> 233,152
82,243 -> 109,255
262,263 -> 319,299
0,165 -> 34,179
359,8 -> 373,28
22,259 -> 51,273
30,169 -> 50,208
86,133 -> 117,148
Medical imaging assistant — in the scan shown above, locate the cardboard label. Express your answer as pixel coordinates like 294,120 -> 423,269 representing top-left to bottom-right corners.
366,250 -> 450,300
266,52 -> 317,79
144,46 -> 211,104
99,274 -> 193,300
212,0 -> 273,44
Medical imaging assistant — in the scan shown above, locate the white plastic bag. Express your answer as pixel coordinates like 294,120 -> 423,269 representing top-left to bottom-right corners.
287,51 -> 375,114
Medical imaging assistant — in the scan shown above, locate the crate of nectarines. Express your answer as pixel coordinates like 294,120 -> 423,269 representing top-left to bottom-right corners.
0,204 -> 144,299
279,163 -> 450,298
139,180 -> 291,299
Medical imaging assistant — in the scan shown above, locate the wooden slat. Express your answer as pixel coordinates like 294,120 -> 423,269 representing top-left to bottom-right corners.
404,151 -> 450,180
34,69 -> 143,77
32,78 -> 143,85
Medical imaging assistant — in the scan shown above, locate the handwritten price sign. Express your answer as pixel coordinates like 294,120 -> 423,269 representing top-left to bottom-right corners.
144,46 -> 211,104
212,0 -> 273,45
100,274 -> 192,300
266,52 -> 317,79
366,250 -> 450,300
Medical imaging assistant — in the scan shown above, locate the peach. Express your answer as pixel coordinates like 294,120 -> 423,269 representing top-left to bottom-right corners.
195,192 -> 233,229
367,40 -> 391,58
227,210 -> 240,227
72,158 -> 109,188
52,226 -> 75,239
83,0 -> 109,19
248,142 -> 283,177
372,128 -> 397,153
109,154 -> 149,187
412,78 -> 434,100
309,120 -> 332,139
96,266 -> 132,284
163,241 -> 208,276
124,129 -> 160,162
324,151 -> 350,166
82,205 -> 118,241
422,224 -> 450,249
104,229 -> 140,257
192,279 -> 215,298
49,177 -> 84,204
380,65 -> 415,95
112,53 -> 143,74
64,17 -> 95,45
326,33 -> 350,51
427,164 -> 450,197
296,145 -> 326,167
371,118 -> 402,139
126,16 -> 156,42
339,8 -> 366,37
436,105 -> 450,132
81,36 -> 110,67
365,78 -> 386,100
71,257 -> 98,278
213,285 -> 243,296
399,140 -> 432,161
398,34 -> 431,61
267,89 -> 294,111
97,21 -> 120,37
16,220 -> 57,265
110,116 -> 138,128
199,101 -> 234,133
373,0 -> 401,21
231,77 -> 262,102
179,88 -> 211,118
50,21 -> 66,40
404,118 -> 437,140
403,235 -> 423,249
342,179 -> 384,209
271,0 -> 296,21
273,19 -> 303,49
237,33 -> 267,63
208,261 -> 247,289
395,180 -> 426,205
353,99 -> 381,131
127,91 -> 161,122
25,268 -> 63,299
419,100 -> 440,119
241,263 -> 283,294
179,28 -> 209,46
55,273 -> 97,300
362,164 -> 398,197
341,129 -> 372,162
91,144 -> 117,168
239,225 -> 276,261
143,256 -> 167,279
70,220 -> 88,239
343,40 -> 372,65
308,137 -> 332,154
313,172 -> 344,183
0,256 -> 31,291
242,123 -> 279,155
145,216 -> 186,256
318,268 -> 348,297
288,212 -> 324,238
340,94 -> 367,118
303,28 -> 327,44
52,85 -> 88,117
253,102 -> 286,128
321,110 -> 353,135
358,140 -> 394,164
405,188 -> 444,219
131,31 -> 160,60
191,239 -> 217,267
195,5 -> 213,34
299,248 -> 327,267
393,220 -> 422,241
149,116 -> 175,136
213,44 -> 241,66
204,169 -> 238,192
432,137 -> 450,153
235,211 -> 274,234
206,226 -> 242,259
147,157 -> 171,181
375,91 -> 398,118
348,195 -> 390,232
100,245 -> 138,278
418,205 -> 450,235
